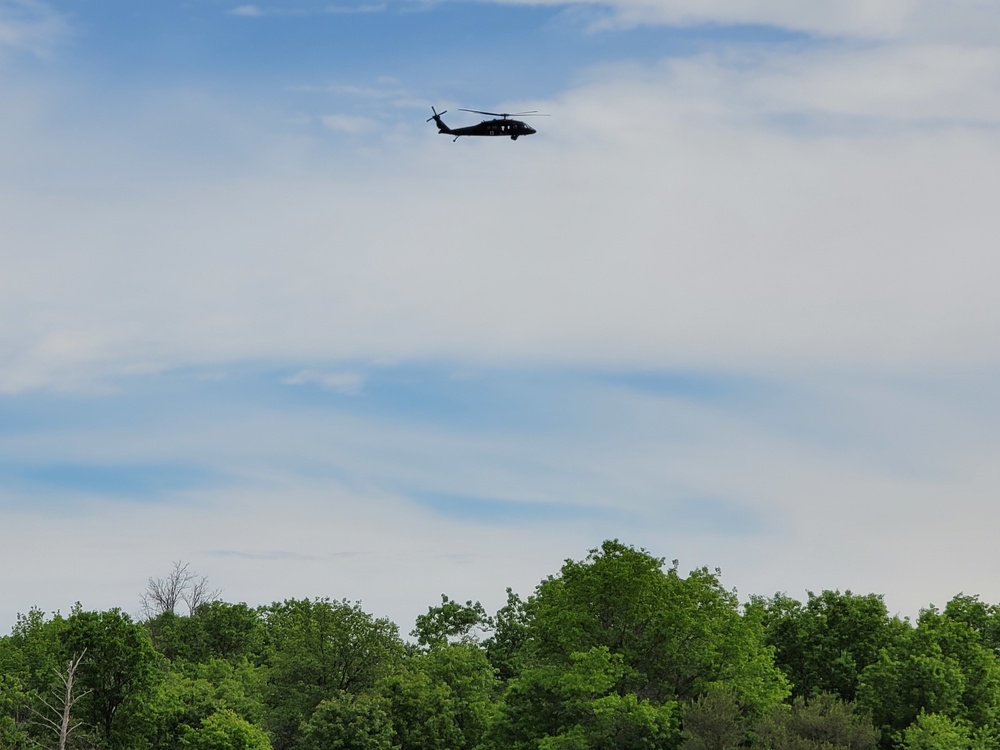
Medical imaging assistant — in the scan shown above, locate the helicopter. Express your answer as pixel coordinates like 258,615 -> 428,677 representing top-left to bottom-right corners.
427,106 -> 546,141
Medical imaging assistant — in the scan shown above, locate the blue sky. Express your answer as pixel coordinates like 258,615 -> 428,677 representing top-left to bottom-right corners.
4,0 -> 1000,631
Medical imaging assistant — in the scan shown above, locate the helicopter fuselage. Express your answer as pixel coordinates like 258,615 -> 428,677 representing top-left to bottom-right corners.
428,108 -> 537,141
450,118 -> 536,139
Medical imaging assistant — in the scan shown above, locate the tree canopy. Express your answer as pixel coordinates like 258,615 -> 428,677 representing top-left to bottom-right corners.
2,542 -> 999,750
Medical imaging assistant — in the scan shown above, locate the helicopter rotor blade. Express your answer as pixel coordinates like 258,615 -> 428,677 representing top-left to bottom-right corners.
459,108 -> 548,118
426,107 -> 448,122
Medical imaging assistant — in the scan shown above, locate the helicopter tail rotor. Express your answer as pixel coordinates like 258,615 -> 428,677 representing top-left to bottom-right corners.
426,106 -> 448,122
427,106 -> 453,135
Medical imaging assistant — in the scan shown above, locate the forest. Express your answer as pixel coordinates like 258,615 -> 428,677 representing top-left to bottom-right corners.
2,539 -> 999,750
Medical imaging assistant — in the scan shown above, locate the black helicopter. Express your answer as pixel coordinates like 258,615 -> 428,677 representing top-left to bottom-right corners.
427,106 -> 546,141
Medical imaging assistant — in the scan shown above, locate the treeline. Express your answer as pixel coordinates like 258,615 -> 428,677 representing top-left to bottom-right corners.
2,539 -> 999,750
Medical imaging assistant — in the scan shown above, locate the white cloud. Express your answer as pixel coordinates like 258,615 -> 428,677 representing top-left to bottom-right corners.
3,368 -> 1000,631
324,4 -> 386,13
321,113 -> 378,133
0,481 -> 603,633
694,44 -> 1000,123
227,3 -> 384,18
283,369 -> 365,394
0,0 -> 68,57
229,5 -> 264,17
5,10 -> 1000,632
480,0 -> 1000,44
3,44 -> 1000,391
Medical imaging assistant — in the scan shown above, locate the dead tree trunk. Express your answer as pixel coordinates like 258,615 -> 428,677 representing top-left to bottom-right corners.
33,650 -> 91,750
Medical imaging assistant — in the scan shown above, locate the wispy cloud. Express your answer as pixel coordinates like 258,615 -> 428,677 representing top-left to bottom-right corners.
3,364 -> 999,628
319,113 -> 379,133
5,0 -> 1000,634
206,549 -> 319,561
474,0 -> 1000,43
0,0 -> 68,57
227,3 -> 385,18
0,462 -> 222,498
228,5 -> 263,17
289,78 -> 424,116
324,4 -> 386,13
412,492 -> 622,526
283,369 -> 366,394
308,79 -> 412,101
654,44 -> 1000,126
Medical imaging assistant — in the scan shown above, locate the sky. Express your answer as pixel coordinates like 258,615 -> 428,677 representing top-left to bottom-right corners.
3,0 -> 1000,634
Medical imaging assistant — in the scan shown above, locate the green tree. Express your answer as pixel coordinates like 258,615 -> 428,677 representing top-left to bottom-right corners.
754,694 -> 879,750
681,686 -> 747,750
143,657 -> 266,750
148,602 -> 263,665
0,673 -> 31,750
483,589 -> 531,683
857,606 -> 1000,742
942,595 -> 1000,656
60,607 -> 159,749
378,665 -> 462,750
922,606 -> 1000,728
0,608 -> 72,750
859,644 -> 964,742
379,642 -> 498,750
525,540 -> 788,710
0,608 -> 67,697
412,596 -> 489,649
751,591 -> 901,702
261,599 -> 403,750
418,642 -> 497,748
297,692 -> 396,750
179,709 -> 272,750
900,712 -> 974,750
485,646 -> 679,750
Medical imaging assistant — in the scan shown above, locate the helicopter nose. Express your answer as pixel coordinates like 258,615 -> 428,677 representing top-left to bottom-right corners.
526,125 -> 536,134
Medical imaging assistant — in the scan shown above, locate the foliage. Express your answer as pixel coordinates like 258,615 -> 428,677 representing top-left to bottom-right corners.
681,686 -> 747,750
143,657 -> 266,749
0,607 -> 67,697
147,602 -> 263,665
260,598 -> 403,750
485,646 -> 680,750
296,692 -> 396,750
179,709 -> 272,750
4,542 -> 1000,750
750,591 -> 902,702
899,712 -> 980,750
379,642 -> 497,750
0,673 -> 31,750
411,596 -> 489,648
419,642 -> 498,747
943,595 -> 1000,657
60,606 -> 159,749
378,664 -> 462,750
857,604 -> 1000,742
754,694 -> 879,750
483,588 -> 531,682
525,540 -> 789,710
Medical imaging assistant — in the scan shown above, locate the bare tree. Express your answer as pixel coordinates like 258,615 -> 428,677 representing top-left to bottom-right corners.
140,560 -> 191,618
32,650 -> 91,750
183,573 -> 221,615
140,561 -> 220,619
